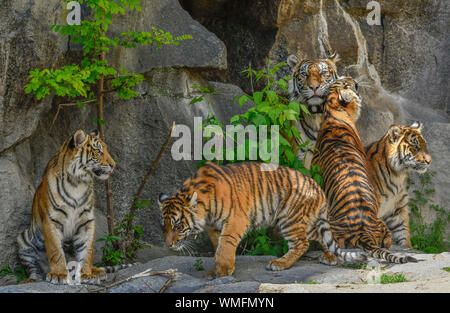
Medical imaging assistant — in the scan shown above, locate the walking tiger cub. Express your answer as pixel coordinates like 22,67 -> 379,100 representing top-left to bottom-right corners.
158,162 -> 365,277
311,77 -> 417,263
366,122 -> 432,248
17,129 -> 116,284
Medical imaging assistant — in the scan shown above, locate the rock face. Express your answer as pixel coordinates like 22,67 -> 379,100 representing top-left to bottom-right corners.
0,0 -> 448,269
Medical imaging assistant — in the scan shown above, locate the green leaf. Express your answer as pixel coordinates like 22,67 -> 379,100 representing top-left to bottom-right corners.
94,118 -> 106,125
230,115 -> 241,123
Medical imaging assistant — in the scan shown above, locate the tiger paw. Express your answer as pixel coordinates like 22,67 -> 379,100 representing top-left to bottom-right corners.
208,270 -> 216,277
214,263 -> 234,277
91,266 -> 106,277
81,267 -> 106,284
318,253 -> 338,266
46,272 -> 70,285
266,259 -> 290,271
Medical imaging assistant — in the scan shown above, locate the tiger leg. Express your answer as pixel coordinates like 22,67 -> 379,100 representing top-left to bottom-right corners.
384,205 -> 411,248
74,218 -> 104,284
42,219 -> 70,284
214,221 -> 247,277
206,228 -> 221,252
17,224 -> 46,282
268,225 -> 309,271
378,220 -> 392,249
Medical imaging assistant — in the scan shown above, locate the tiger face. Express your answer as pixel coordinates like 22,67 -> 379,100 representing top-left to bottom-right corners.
67,129 -> 116,181
387,122 -> 432,173
287,53 -> 339,112
158,192 -> 205,251
326,76 -> 362,121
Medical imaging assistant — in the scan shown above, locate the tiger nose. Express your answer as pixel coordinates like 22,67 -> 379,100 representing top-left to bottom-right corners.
424,155 -> 432,165
310,84 -> 319,92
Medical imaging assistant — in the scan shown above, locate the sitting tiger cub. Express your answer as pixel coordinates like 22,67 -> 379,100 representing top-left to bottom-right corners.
366,122 -> 432,248
158,162 -> 365,277
17,129 -> 116,284
312,77 -> 417,263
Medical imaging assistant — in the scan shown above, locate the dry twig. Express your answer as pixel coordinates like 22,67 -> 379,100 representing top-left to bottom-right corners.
51,99 -> 96,128
88,268 -> 178,293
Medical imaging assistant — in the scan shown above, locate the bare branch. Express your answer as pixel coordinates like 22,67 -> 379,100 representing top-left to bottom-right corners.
133,121 -> 176,204
88,268 -> 178,293
51,99 -> 96,128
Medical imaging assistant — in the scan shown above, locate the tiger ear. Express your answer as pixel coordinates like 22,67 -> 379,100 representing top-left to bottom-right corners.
287,54 -> 299,69
388,125 -> 403,143
90,129 -> 100,137
158,193 -> 169,207
410,121 -> 423,131
73,129 -> 87,148
187,192 -> 197,209
328,52 -> 340,64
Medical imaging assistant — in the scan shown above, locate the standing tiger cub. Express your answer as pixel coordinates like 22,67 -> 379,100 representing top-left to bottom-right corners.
312,77 -> 417,263
366,122 -> 432,248
17,129 -> 116,284
158,162 -> 365,277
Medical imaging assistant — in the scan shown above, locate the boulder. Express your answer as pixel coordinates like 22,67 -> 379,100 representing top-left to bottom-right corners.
108,0 -> 227,72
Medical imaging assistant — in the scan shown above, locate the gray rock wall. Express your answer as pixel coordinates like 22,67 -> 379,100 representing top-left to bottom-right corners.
0,0 -> 448,267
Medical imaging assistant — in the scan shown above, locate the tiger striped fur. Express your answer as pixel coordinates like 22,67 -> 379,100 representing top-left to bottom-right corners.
311,77 -> 417,264
17,129 -> 116,284
287,53 -> 340,169
158,162 -> 365,277
366,122 -> 432,248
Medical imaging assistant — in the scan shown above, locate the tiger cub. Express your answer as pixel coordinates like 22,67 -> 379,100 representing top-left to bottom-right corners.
158,162 -> 365,277
287,53 -> 340,169
311,77 -> 417,263
17,129 -> 116,284
366,122 -> 432,248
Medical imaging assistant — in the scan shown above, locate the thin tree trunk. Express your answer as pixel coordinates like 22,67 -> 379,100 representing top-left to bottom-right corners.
97,50 -> 115,235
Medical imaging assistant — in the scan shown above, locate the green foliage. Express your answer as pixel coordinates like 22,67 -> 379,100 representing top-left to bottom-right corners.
238,228 -> 288,257
114,200 -> 152,260
442,267 -> 450,272
0,265 -> 27,283
97,200 -> 151,266
380,273 -> 407,284
196,59 -> 322,185
193,259 -> 205,271
25,0 -> 190,116
96,234 -> 124,266
408,171 -> 450,253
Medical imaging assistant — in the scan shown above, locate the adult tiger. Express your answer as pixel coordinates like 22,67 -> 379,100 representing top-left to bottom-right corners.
311,77 -> 417,263
17,129 -> 116,284
366,122 -> 432,248
287,53 -> 340,168
158,162 -> 365,277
